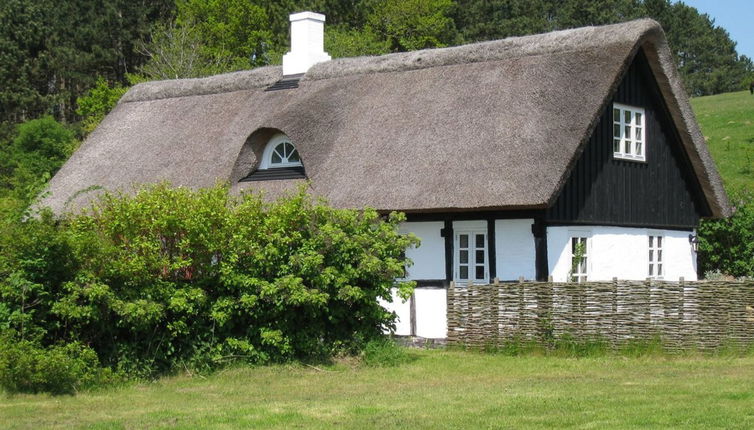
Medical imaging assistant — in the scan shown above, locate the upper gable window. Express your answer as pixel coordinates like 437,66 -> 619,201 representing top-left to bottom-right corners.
613,103 -> 645,161
260,133 -> 302,169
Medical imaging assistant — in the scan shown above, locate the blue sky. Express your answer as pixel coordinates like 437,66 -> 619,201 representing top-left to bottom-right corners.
677,0 -> 754,59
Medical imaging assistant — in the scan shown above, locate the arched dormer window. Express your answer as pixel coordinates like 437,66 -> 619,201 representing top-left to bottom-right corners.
237,131 -> 306,182
260,134 -> 302,169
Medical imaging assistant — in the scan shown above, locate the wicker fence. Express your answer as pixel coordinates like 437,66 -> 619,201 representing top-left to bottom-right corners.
446,279 -> 754,351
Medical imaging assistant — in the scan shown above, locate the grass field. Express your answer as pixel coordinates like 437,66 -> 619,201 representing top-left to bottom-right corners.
2,349 -> 754,429
691,90 -> 754,192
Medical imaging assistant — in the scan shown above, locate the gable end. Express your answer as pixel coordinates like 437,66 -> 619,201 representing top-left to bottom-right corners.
546,49 -> 711,229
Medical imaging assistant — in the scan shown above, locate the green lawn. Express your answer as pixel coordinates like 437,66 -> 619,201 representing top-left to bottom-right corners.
691,90 -> 754,192
3,349 -> 754,429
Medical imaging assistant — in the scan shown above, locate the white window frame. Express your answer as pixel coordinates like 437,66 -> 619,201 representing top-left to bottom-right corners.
454,228 -> 488,284
613,103 -> 646,161
648,233 -> 664,280
259,133 -> 302,169
569,232 -> 590,283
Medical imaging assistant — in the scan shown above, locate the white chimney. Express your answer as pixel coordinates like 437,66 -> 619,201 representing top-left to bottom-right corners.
282,12 -> 331,76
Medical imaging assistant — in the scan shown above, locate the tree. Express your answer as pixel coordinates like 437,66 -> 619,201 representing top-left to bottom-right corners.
365,0 -> 459,52
453,0 -> 552,42
176,0 -> 273,68
0,0 -> 52,124
698,191 -> 754,278
76,77 -> 129,134
138,23 -> 241,80
325,25 -> 390,58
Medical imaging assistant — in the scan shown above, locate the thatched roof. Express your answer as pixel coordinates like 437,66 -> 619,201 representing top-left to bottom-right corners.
43,19 -> 729,217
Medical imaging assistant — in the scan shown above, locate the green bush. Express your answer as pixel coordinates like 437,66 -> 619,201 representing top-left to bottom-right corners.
698,189 -> 754,278
0,337 -> 109,395
0,183 -> 417,390
362,337 -> 409,367
76,77 -> 128,134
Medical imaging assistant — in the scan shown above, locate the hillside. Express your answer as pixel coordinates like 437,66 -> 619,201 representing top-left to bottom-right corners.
691,90 -> 754,193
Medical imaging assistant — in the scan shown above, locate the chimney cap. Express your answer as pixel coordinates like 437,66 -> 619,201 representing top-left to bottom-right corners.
289,11 -> 326,22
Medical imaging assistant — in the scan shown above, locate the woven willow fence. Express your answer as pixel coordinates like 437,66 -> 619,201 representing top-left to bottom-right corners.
446,279 -> 754,351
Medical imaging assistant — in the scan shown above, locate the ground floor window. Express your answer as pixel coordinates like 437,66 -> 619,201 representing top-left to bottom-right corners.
570,235 -> 589,283
455,230 -> 488,283
648,234 -> 663,279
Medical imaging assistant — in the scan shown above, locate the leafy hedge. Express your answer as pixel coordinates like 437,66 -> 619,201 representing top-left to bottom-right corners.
0,184 -> 416,391
698,189 -> 754,278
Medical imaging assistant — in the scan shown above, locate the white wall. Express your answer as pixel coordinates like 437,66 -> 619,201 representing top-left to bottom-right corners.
414,288 -> 447,338
380,222 -> 446,337
378,289 -> 411,336
548,225 -> 697,282
399,222 -> 445,280
661,230 -> 698,281
495,219 -> 536,280
378,287 -> 447,338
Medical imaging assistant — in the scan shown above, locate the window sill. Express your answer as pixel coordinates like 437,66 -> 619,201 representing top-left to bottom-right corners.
240,166 -> 306,182
613,155 -> 647,163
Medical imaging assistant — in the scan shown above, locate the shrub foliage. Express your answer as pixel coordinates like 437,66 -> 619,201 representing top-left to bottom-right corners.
0,184 -> 416,390
698,189 -> 754,278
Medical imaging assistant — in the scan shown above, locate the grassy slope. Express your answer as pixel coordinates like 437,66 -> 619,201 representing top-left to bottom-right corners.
690,90 -> 754,192
2,350 -> 754,429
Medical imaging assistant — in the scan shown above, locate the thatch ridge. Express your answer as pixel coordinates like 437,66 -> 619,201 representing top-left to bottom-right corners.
120,19 -> 659,103
121,66 -> 282,103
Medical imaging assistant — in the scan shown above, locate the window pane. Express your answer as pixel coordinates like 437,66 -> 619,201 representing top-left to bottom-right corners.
460,266 -> 468,280
658,264 -> 663,276
613,124 -> 621,138
624,140 -> 631,154
613,139 -> 620,153
476,250 -> 484,263
625,125 -> 631,139
649,265 -> 654,276
649,250 -> 653,261
658,250 -> 662,261
284,142 -> 294,157
613,108 -> 620,122
460,250 -> 468,264
657,237 -> 662,247
636,112 -> 642,125
572,237 -> 578,252
624,110 -> 631,123
580,257 -> 587,272
271,152 -> 282,163
459,234 -> 468,249
476,234 -> 485,248
475,266 -> 485,280
649,236 -> 653,247
288,149 -> 300,162
635,142 -> 642,156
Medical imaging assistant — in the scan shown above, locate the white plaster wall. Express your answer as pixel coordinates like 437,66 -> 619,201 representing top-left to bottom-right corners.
548,226 -> 697,282
661,230 -> 698,281
378,289 -> 411,336
495,219 -> 536,280
380,222 -> 445,337
414,288 -> 447,338
399,222 -> 445,280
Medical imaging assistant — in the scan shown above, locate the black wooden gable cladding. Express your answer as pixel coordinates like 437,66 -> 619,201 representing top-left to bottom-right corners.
545,49 -> 710,229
